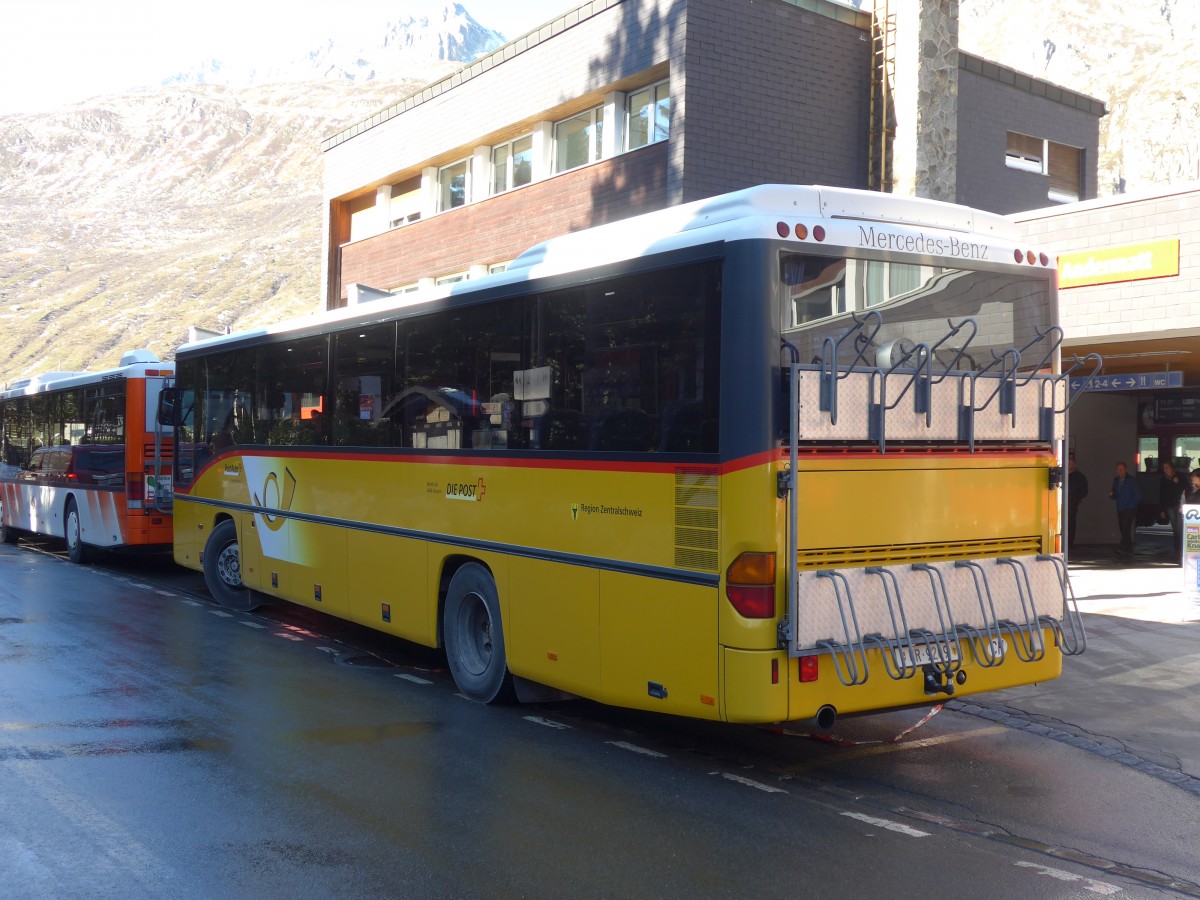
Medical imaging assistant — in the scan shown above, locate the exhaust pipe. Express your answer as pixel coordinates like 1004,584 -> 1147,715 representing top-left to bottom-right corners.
791,704 -> 838,733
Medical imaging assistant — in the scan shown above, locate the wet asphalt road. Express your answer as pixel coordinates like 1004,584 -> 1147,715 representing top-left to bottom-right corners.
1,541 -> 1198,898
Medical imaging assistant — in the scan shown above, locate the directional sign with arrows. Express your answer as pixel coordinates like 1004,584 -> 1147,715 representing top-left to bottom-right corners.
1069,371 -> 1183,392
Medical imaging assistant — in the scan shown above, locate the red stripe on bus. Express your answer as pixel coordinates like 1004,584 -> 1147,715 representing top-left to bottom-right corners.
178,443 -> 1057,493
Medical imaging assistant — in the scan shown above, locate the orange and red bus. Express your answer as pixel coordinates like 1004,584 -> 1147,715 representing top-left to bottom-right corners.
0,350 -> 174,562
162,185 -> 1086,726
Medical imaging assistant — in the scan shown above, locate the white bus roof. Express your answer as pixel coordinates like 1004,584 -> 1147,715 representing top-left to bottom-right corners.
0,350 -> 169,399
179,184 -> 1049,356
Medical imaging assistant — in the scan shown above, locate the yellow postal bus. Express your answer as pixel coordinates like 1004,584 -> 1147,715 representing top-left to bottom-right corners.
162,185 -> 1086,727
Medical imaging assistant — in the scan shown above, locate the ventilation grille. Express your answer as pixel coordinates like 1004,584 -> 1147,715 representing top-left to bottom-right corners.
797,535 -> 1043,570
674,467 -> 719,571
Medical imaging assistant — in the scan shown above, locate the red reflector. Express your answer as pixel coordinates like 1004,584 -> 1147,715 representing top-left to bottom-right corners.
1013,249 -> 1024,263
126,472 -> 144,501
795,223 -> 809,240
146,369 -> 161,376
726,584 -> 774,618
776,221 -> 790,238
771,658 -> 780,685
812,225 -> 826,242
1039,252 -> 1050,267
800,656 -> 819,683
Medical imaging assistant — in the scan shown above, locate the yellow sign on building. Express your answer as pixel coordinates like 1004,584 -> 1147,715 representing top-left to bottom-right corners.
1058,239 -> 1180,289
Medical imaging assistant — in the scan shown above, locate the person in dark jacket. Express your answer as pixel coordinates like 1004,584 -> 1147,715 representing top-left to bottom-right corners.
1160,460 -> 1186,561
1067,453 -> 1088,552
1186,470 -> 1200,505
1109,461 -> 1141,558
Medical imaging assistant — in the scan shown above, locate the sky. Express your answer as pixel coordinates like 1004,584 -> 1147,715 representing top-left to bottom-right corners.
0,1 -> 580,115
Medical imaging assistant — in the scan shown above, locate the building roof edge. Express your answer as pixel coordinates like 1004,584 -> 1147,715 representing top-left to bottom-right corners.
1010,181 -> 1200,222
957,50 -> 1107,118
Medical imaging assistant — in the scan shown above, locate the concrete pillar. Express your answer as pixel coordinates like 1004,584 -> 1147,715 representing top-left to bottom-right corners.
877,0 -> 959,201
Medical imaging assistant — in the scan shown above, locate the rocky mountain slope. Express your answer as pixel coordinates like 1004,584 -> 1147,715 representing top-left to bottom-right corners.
1,1 -> 1195,382
959,0 -> 1200,193
0,72 -> 458,380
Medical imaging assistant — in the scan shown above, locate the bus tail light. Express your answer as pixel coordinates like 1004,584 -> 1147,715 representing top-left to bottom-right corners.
799,656 -> 819,683
127,472 -> 145,509
725,552 -> 776,618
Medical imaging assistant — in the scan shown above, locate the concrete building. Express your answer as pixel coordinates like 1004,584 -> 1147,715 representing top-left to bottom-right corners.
318,0 -> 1104,310
1015,185 -> 1200,545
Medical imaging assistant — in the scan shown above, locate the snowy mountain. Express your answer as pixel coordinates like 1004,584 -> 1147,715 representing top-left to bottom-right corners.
163,3 -> 506,88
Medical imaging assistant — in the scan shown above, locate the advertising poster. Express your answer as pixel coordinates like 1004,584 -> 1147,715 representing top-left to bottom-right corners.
1182,505 -> 1200,615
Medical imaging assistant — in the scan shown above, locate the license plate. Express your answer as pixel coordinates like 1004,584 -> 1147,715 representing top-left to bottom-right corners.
892,637 -> 1006,668
892,642 -> 960,668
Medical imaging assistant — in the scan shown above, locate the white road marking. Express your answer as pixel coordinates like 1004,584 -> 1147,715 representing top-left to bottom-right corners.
155,590 -> 177,598
317,646 -> 339,654
395,673 -> 433,685
240,621 -> 265,629
180,600 -> 202,607
719,773 -> 787,793
275,633 -> 303,642
841,812 -> 930,837
607,741 -> 667,758
208,610 -> 233,618
130,583 -> 152,590
523,716 -> 570,729
1013,862 -> 1122,894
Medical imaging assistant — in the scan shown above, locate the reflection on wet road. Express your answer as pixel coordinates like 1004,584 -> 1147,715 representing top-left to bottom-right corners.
1,542 -> 1197,897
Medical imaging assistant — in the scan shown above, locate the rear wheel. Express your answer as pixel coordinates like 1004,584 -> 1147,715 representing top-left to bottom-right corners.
0,501 -> 18,545
65,499 -> 89,564
203,519 -> 261,611
443,563 -> 514,704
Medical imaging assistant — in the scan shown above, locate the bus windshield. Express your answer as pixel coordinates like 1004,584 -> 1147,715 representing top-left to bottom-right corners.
780,253 -> 1054,373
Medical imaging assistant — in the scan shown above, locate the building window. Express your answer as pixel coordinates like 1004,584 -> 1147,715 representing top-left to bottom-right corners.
1047,141 -> 1082,202
1006,131 -> 1082,203
555,107 -> 604,173
627,81 -> 670,149
435,273 -> 468,286
488,262 -> 510,275
389,182 -> 423,228
492,135 -> 533,194
1005,132 -> 1043,173
438,159 -> 469,212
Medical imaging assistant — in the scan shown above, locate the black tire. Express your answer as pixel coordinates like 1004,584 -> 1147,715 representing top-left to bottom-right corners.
64,499 -> 89,564
443,563 -> 515,703
203,519 -> 262,611
0,500 -> 18,545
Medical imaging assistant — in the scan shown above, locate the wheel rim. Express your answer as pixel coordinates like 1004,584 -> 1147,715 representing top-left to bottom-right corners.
456,590 -> 493,676
215,541 -> 241,588
67,509 -> 80,549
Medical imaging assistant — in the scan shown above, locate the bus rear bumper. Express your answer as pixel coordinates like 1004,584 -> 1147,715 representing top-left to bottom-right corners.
721,630 -> 1063,724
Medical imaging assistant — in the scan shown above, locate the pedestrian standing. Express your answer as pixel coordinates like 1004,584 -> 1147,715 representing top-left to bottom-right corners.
1109,461 -> 1141,559
1159,460 -> 1186,562
1186,470 -> 1200,505
1067,453 -> 1088,553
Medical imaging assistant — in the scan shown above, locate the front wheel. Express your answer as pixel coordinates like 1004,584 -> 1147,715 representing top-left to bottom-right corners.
65,499 -> 89,564
203,519 -> 262,611
443,563 -> 515,704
